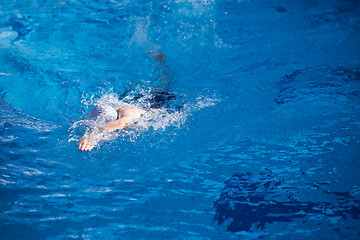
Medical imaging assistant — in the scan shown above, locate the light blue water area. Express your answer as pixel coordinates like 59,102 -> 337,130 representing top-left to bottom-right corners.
1,0 -> 360,239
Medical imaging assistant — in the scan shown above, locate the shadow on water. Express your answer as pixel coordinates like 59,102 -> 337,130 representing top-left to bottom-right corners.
214,171 -> 360,232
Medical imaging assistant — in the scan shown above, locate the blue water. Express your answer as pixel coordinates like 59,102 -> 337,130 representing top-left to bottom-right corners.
1,0 -> 360,239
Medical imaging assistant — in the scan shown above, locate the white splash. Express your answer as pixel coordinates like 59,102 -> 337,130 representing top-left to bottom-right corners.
68,90 -> 219,144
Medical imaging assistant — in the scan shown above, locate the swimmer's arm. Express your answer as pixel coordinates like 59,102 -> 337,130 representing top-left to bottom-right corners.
78,118 -> 131,151
105,116 -> 134,132
78,107 -> 145,151
86,117 -> 133,138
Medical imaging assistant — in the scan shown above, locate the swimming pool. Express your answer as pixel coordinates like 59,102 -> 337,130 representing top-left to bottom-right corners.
1,0 -> 360,239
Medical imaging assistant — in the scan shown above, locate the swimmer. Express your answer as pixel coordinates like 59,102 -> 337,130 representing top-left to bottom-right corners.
78,103 -> 146,151
78,51 -> 173,151
78,89 -> 177,151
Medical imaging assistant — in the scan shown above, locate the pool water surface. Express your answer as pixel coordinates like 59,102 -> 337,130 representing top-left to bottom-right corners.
1,0 -> 360,239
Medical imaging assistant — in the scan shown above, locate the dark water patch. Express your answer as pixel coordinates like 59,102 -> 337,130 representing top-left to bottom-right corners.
302,0 -> 360,27
214,171 -> 360,233
275,66 -> 360,105
274,6 -> 287,13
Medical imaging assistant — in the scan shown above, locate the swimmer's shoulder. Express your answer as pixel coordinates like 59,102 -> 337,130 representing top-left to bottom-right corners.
117,103 -> 146,118
117,103 -> 145,111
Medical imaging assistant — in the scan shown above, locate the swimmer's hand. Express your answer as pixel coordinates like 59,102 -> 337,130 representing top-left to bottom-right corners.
78,128 -> 104,151
78,136 -> 97,151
